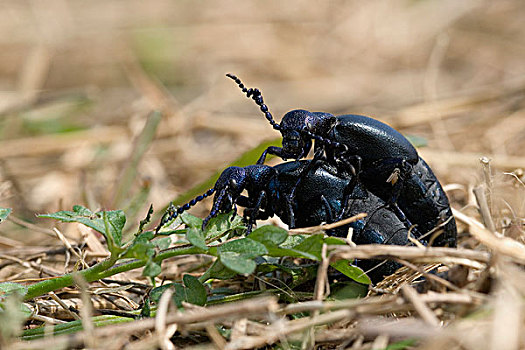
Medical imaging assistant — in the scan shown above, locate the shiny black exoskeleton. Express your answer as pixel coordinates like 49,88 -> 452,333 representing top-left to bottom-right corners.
156,159 -> 456,281
226,74 -> 456,246
268,161 -> 409,243
155,164 -> 279,234
204,160 -> 411,282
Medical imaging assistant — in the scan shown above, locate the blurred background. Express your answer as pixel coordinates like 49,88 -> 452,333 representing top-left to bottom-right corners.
1,0 -> 524,244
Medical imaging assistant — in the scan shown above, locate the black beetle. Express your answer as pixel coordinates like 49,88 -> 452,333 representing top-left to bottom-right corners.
212,160 -> 417,282
156,160 -> 416,282
155,164 -> 278,234
226,74 -> 456,246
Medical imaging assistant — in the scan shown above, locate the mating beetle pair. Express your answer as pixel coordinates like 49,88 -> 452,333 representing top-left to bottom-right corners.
223,74 -> 456,247
156,74 -> 457,280
159,159 -> 410,281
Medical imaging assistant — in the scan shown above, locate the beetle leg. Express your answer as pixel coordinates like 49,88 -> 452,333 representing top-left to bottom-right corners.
336,156 -> 362,220
320,195 -> 334,222
242,191 -> 267,233
257,146 -> 286,164
321,194 -> 338,236
289,147 -> 325,201
338,176 -> 360,221
299,139 -> 312,159
388,202 -> 421,238
231,203 -> 238,221
287,200 -> 296,228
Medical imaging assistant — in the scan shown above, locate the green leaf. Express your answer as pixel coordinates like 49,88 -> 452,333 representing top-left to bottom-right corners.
102,211 -> 123,254
263,246 -> 317,260
201,260 -> 237,281
39,205 -> 125,248
330,260 -> 371,285
149,284 -> 174,303
0,283 -> 28,299
153,237 -> 171,250
187,227 -> 207,250
218,238 -> 267,275
149,277 -> 207,308
219,238 -> 268,259
219,252 -> 257,275
279,235 -> 306,248
290,234 -> 325,260
181,212 -> 203,229
134,231 -> 155,241
204,212 -> 245,240
122,241 -> 155,260
260,234 -> 339,260
248,225 -> 288,246
0,208 -> 12,222
250,233 -> 317,260
329,281 -> 369,300
183,275 -> 207,306
257,262 -> 318,288
323,236 -> 347,246
140,297 -> 151,318
143,260 -> 162,277
150,283 -> 184,307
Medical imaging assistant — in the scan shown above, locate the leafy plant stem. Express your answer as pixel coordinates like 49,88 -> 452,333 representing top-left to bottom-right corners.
21,315 -> 133,340
24,245 -> 205,301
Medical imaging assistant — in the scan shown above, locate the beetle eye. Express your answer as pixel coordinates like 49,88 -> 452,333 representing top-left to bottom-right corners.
229,179 -> 237,188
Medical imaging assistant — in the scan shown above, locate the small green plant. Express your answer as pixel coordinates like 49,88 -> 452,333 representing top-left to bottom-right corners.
0,202 -> 370,341
1,202 -> 369,306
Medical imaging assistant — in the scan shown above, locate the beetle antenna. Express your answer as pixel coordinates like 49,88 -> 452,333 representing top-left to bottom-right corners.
226,73 -> 281,131
202,187 -> 228,230
155,188 -> 215,233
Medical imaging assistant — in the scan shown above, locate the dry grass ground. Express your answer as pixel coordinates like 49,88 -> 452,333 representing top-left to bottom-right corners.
1,1 -> 525,349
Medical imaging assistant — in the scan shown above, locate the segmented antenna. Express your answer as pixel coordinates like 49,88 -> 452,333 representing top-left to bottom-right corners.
201,187 -> 227,230
226,73 -> 281,131
155,188 -> 215,233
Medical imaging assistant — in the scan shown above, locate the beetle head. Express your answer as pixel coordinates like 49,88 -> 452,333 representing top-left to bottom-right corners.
280,110 -> 318,157
213,166 -> 247,211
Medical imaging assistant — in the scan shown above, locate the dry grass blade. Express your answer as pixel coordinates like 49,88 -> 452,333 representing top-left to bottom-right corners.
155,288 -> 177,350
288,213 -> 367,234
330,245 -> 490,265
10,297 -> 279,349
401,285 -> 440,327
453,209 -> 525,263
72,273 -> 96,349
48,292 -> 81,321
473,185 -> 496,233
226,309 -> 354,350
357,318 -> 439,340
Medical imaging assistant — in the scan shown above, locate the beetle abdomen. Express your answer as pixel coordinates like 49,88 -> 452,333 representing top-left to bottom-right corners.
398,158 -> 457,247
331,114 -> 419,164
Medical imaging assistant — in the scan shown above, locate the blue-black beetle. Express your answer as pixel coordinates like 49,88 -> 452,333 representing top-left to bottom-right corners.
157,160 -> 413,281
226,74 -> 456,246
